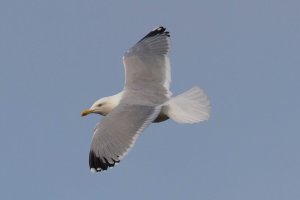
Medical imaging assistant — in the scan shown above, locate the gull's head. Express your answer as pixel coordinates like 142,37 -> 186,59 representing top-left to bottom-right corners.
81,92 -> 123,117
81,97 -> 110,116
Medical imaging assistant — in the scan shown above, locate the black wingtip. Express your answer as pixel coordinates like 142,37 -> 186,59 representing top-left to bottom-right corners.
139,26 -> 170,42
151,26 -> 170,37
89,150 -> 119,172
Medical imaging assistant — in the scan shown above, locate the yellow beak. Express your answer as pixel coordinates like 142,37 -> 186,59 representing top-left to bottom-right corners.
81,109 -> 93,117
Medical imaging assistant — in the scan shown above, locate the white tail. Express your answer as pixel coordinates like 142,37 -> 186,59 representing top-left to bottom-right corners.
163,86 -> 211,124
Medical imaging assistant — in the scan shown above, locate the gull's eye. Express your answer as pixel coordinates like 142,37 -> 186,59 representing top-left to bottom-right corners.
97,103 -> 103,107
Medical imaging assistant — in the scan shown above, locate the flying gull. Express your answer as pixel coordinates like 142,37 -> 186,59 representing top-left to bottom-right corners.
81,26 -> 211,172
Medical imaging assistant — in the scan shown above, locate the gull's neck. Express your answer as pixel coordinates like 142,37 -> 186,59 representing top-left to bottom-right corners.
109,92 -> 123,108
104,92 -> 123,115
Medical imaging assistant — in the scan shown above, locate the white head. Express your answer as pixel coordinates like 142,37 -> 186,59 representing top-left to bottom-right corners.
81,92 -> 123,117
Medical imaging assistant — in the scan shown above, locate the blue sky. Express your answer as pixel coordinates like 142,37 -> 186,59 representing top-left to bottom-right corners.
1,1 -> 299,199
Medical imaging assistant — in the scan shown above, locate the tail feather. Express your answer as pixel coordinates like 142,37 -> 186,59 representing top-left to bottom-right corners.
163,86 -> 211,124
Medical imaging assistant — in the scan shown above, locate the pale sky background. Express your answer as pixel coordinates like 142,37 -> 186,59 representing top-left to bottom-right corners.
1,1 -> 300,199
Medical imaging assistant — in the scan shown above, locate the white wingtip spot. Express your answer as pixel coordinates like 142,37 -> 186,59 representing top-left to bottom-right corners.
153,25 -> 163,31
90,168 -> 97,173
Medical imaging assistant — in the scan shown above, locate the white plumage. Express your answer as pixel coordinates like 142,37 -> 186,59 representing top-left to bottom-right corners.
81,26 -> 211,172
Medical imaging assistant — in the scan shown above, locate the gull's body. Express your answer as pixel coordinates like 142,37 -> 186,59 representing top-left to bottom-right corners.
82,26 -> 210,172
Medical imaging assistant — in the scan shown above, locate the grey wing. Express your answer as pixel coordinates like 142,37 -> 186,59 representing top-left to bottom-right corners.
122,26 -> 172,105
89,104 -> 160,172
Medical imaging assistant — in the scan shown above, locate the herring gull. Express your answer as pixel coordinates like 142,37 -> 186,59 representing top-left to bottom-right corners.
81,26 -> 211,172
